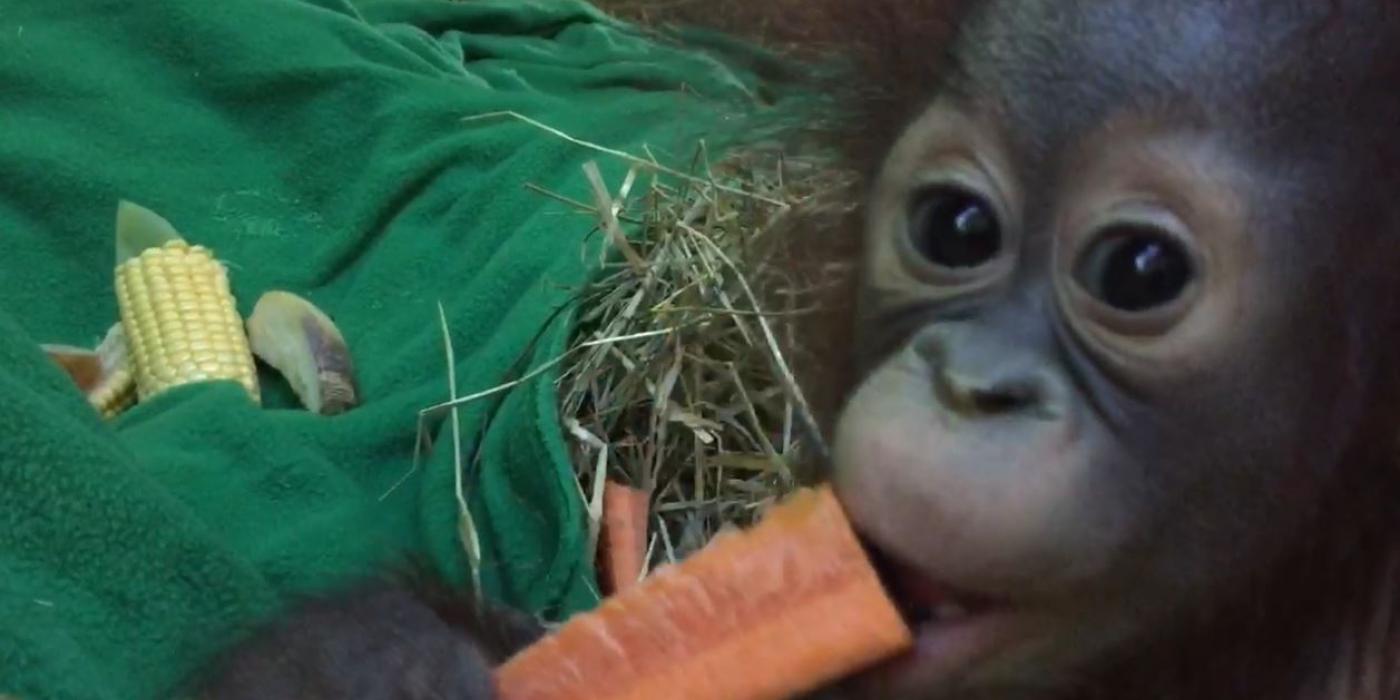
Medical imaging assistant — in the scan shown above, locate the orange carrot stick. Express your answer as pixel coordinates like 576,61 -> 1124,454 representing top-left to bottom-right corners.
497,486 -> 912,700
598,480 -> 652,595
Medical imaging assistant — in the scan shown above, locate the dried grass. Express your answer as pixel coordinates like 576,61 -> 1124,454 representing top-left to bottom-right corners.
545,131 -> 856,575
421,111 -> 857,580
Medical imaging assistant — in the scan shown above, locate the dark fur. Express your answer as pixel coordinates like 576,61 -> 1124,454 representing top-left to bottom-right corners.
192,568 -> 544,700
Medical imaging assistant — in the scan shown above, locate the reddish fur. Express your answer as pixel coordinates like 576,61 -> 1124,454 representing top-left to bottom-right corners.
601,0 -> 970,176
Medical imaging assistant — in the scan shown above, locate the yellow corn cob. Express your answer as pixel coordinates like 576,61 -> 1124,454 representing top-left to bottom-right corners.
41,324 -> 138,419
94,368 -> 137,418
91,323 -> 137,418
114,203 -> 260,403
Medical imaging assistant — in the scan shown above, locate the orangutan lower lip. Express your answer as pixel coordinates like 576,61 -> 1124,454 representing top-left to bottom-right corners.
858,605 -> 1021,694
863,539 -> 1004,627
847,541 -> 1023,695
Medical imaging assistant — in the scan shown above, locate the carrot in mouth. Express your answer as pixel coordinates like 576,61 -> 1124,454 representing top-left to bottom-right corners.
496,486 -> 914,700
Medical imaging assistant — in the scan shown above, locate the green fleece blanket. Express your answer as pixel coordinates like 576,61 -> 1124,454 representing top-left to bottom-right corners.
0,1 -> 794,697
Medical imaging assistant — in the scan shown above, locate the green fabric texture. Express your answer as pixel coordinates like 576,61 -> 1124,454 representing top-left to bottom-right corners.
0,1 -> 791,697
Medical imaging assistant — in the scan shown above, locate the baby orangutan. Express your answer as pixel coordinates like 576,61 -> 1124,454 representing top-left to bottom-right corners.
197,1 -> 1400,698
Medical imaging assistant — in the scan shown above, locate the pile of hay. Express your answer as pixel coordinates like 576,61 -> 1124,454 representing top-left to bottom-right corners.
417,113 -> 857,591
534,120 -> 856,574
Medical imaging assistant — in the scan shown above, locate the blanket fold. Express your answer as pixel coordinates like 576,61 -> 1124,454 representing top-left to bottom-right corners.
0,1 -> 787,696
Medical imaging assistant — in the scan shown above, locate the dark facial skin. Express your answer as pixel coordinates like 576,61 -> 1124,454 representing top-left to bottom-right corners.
826,0 -> 1400,697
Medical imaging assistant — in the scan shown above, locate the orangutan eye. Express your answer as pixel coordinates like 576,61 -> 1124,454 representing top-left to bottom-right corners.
907,185 -> 1002,270
1075,225 -> 1195,312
